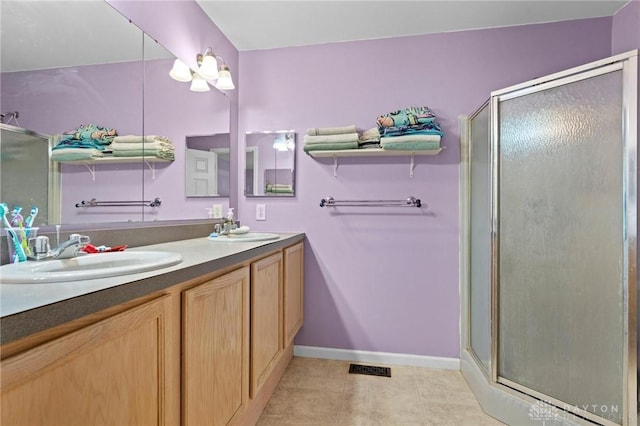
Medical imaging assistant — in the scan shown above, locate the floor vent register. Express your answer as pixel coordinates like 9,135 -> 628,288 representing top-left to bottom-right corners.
348,363 -> 391,377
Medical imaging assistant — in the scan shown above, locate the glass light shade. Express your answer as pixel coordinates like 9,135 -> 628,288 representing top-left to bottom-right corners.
198,54 -> 219,80
189,73 -> 210,92
169,59 -> 192,82
215,65 -> 235,90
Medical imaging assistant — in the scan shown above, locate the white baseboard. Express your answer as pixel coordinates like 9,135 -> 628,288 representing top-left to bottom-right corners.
293,345 -> 460,370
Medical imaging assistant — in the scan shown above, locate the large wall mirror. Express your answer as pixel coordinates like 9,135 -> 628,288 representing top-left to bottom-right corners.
0,1 -> 231,227
245,131 -> 296,197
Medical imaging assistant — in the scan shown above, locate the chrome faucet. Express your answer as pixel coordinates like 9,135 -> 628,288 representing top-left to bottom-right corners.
28,233 -> 90,261
213,220 -> 237,236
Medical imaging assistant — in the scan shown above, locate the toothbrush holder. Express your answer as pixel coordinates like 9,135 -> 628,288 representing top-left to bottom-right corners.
6,227 -> 38,263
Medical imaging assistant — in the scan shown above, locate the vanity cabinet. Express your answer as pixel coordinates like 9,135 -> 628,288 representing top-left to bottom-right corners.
182,266 -> 250,426
250,251 -> 284,398
0,238 -> 305,426
0,295 -> 173,426
283,242 -> 304,346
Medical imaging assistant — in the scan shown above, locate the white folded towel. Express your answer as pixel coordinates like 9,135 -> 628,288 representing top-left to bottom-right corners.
306,125 -> 356,136
303,133 -> 360,145
380,134 -> 441,144
112,135 -> 171,144
110,141 -> 175,151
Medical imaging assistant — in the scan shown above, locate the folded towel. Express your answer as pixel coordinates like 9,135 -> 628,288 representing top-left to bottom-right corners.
377,106 -> 437,131
266,184 -> 293,193
360,127 -> 381,141
59,123 -> 117,149
380,141 -> 441,151
382,124 -> 443,138
110,141 -> 174,151
304,133 -> 360,145
51,147 -> 104,161
380,134 -> 441,151
112,135 -> 171,144
304,141 -> 359,152
112,149 -> 175,160
266,184 -> 293,189
306,125 -> 356,136
52,139 -> 106,150
358,141 -> 382,149
380,134 -> 441,144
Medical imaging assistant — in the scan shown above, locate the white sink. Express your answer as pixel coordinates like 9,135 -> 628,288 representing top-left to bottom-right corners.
0,251 -> 183,284
208,232 -> 280,242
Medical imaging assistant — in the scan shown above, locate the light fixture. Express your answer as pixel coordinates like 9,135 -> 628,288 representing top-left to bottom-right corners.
273,133 -> 294,151
169,58 -> 192,82
189,72 -> 210,92
197,48 -> 219,80
215,64 -> 235,90
168,48 -> 235,91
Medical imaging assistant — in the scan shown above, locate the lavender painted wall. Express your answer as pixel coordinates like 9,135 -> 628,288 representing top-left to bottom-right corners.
1,58 -> 229,223
238,17 -> 612,358
612,0 -> 640,54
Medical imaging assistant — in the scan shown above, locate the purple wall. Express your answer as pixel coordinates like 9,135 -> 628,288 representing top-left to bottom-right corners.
5,0 -> 635,359
612,0 -> 640,54
238,18 -> 612,358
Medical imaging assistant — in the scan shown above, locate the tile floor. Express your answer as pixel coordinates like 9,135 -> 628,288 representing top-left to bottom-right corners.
257,357 -> 505,426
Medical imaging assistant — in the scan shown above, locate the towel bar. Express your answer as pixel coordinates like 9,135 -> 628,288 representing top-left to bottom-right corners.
320,196 -> 422,208
75,197 -> 162,208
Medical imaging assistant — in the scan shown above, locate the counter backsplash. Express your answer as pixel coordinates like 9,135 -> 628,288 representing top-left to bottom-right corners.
0,220 -> 224,265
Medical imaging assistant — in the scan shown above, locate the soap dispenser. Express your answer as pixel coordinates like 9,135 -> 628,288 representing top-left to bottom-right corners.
225,208 -> 236,232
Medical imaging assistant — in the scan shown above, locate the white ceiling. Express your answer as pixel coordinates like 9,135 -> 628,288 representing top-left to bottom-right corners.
0,0 -> 629,73
0,1 -> 172,73
197,0 -> 629,51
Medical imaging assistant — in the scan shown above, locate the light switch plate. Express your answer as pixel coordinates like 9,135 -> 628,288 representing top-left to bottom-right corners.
256,204 -> 266,221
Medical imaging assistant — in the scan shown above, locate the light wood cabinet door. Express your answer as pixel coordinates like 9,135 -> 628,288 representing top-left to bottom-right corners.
283,242 -> 304,347
182,267 -> 250,426
1,295 -> 173,426
250,252 -> 283,398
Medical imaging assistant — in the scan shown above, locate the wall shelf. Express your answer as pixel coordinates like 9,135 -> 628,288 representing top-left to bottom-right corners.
55,156 -> 172,181
305,148 -> 442,158
305,147 -> 443,177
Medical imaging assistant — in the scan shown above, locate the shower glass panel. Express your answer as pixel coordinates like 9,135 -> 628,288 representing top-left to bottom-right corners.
468,102 -> 491,374
497,69 -> 624,423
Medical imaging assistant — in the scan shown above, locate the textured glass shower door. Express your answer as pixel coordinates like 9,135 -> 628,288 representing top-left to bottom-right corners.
495,67 -> 625,424
468,102 -> 492,374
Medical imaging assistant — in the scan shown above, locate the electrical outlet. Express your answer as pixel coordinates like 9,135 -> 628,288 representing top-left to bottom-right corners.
256,204 -> 266,221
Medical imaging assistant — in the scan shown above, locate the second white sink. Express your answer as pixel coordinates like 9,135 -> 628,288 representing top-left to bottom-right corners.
0,251 -> 183,284
208,232 -> 280,242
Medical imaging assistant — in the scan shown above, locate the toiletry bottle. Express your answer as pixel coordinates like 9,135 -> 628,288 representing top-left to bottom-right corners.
226,208 -> 235,230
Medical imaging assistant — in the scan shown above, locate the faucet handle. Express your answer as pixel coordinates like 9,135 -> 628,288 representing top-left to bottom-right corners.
69,233 -> 91,246
29,236 -> 50,256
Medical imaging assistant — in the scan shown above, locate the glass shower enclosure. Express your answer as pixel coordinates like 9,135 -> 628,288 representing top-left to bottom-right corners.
461,50 -> 638,426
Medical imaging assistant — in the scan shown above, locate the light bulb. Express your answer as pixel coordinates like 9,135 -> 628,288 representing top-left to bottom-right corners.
169,59 -> 192,82
190,73 -> 210,92
215,65 -> 235,90
198,53 -> 219,80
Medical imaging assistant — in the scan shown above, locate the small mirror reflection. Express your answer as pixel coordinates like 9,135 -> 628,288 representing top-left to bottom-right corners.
245,131 -> 296,197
